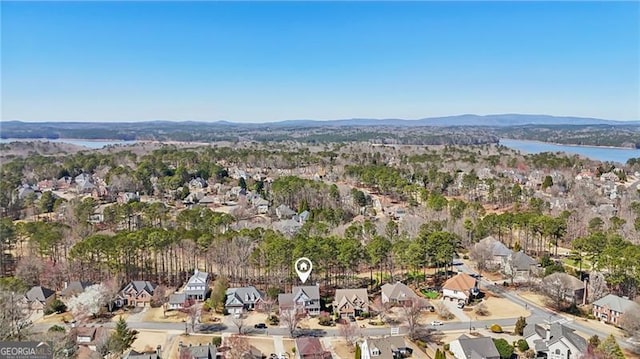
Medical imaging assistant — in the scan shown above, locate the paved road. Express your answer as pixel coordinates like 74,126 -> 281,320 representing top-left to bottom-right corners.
30,263 -> 633,351
455,262 -> 635,350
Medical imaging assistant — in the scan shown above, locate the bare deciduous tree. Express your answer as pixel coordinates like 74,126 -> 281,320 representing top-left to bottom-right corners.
232,315 -> 246,334
470,240 -> 495,275
434,302 -> 454,320
619,304 -> 640,338
401,298 -> 426,340
0,290 -> 32,340
68,283 -> 109,321
280,307 -> 302,338
587,272 -> 609,303
370,297 -> 390,323
474,302 -> 490,316
225,334 -> 251,358
339,322 -> 360,347
541,273 -> 576,310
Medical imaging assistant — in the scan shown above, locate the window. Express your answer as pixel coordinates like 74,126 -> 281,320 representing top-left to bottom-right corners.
372,348 -> 380,356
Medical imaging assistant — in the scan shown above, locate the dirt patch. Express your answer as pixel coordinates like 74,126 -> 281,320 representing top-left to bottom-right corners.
331,339 -> 354,359
519,291 -> 549,308
131,330 -> 167,353
144,307 -> 188,323
36,312 -> 73,324
239,336 -> 276,357
472,297 -> 530,321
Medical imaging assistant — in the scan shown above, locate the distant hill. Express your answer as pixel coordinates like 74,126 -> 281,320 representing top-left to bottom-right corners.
270,114 -> 637,127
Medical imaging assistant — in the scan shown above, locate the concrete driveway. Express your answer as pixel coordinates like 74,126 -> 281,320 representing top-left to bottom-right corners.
441,298 -> 471,322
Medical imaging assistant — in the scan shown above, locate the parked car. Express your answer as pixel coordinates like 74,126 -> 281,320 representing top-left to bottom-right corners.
430,320 -> 443,326
457,301 -> 465,309
254,323 -> 268,329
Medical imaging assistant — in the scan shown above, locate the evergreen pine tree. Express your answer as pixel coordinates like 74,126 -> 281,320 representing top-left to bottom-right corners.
354,343 -> 361,359
109,316 -> 138,355
515,316 -> 527,336
598,334 -> 624,359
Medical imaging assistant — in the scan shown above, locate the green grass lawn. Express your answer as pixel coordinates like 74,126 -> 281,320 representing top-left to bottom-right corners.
562,257 -> 593,270
420,289 -> 440,299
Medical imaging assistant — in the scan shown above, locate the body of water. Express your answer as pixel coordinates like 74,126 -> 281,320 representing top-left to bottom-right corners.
499,138 -> 640,164
0,138 -> 136,149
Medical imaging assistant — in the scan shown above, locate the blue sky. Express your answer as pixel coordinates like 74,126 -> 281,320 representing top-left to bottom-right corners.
1,1 -> 639,123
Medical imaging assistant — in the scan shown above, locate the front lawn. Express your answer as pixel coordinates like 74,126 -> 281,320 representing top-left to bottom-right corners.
420,289 -> 439,299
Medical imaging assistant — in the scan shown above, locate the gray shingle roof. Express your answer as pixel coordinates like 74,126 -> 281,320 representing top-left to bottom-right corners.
365,336 -> 408,359
593,294 -> 640,314
456,335 -> 500,359
381,282 -> 418,301
169,293 -> 186,305
225,286 -> 262,307
61,281 -> 94,297
25,286 -> 55,302
181,344 -> 217,359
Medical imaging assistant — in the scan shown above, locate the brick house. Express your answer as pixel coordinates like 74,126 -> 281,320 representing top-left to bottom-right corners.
592,294 -> 640,326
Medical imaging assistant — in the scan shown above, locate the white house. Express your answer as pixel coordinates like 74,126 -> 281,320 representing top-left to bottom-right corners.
442,273 -> 478,303
525,323 -> 587,359
184,269 -> 210,301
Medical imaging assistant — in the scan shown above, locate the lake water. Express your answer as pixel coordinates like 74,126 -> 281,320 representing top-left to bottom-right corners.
499,139 -> 640,164
0,138 -> 137,149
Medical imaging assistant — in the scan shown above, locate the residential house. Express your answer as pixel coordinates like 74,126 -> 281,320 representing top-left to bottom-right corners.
279,285 -> 321,316
600,172 -> 619,182
360,336 -> 413,359
119,281 -> 156,307
25,285 -> 56,312
167,293 -> 187,311
253,198 -> 269,214
185,269 -> 210,301
449,335 -> 500,359
118,192 -> 139,204
275,204 -> 296,219
272,219 -> 303,236
189,177 -> 208,191
76,326 -> 110,352
333,288 -> 369,318
525,323 -> 587,359
295,210 -> 311,224
504,251 -> 538,283
544,273 -> 585,304
123,346 -> 163,359
225,286 -> 263,316
442,273 -> 479,304
60,281 -> 94,298
592,294 -> 640,326
380,282 -> 418,305
295,337 -> 332,359
17,184 -> 36,200
179,343 -> 221,359
476,236 -> 511,270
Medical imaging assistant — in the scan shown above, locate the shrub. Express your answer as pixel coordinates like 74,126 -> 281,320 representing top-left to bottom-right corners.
268,314 -> 280,325
475,302 -> 490,316
443,344 -> 450,351
44,307 -> 55,315
515,316 -> 527,336
49,298 -> 67,314
211,336 -> 222,346
463,255 -> 469,260
490,324 -> 503,333
48,325 -> 66,333
318,313 -> 333,326
517,339 -> 529,352
493,338 -> 514,359
360,312 -> 371,319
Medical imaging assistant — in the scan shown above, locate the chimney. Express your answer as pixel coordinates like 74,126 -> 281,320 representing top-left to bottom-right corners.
546,327 -> 551,341
583,279 -> 588,306
64,281 -> 68,289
